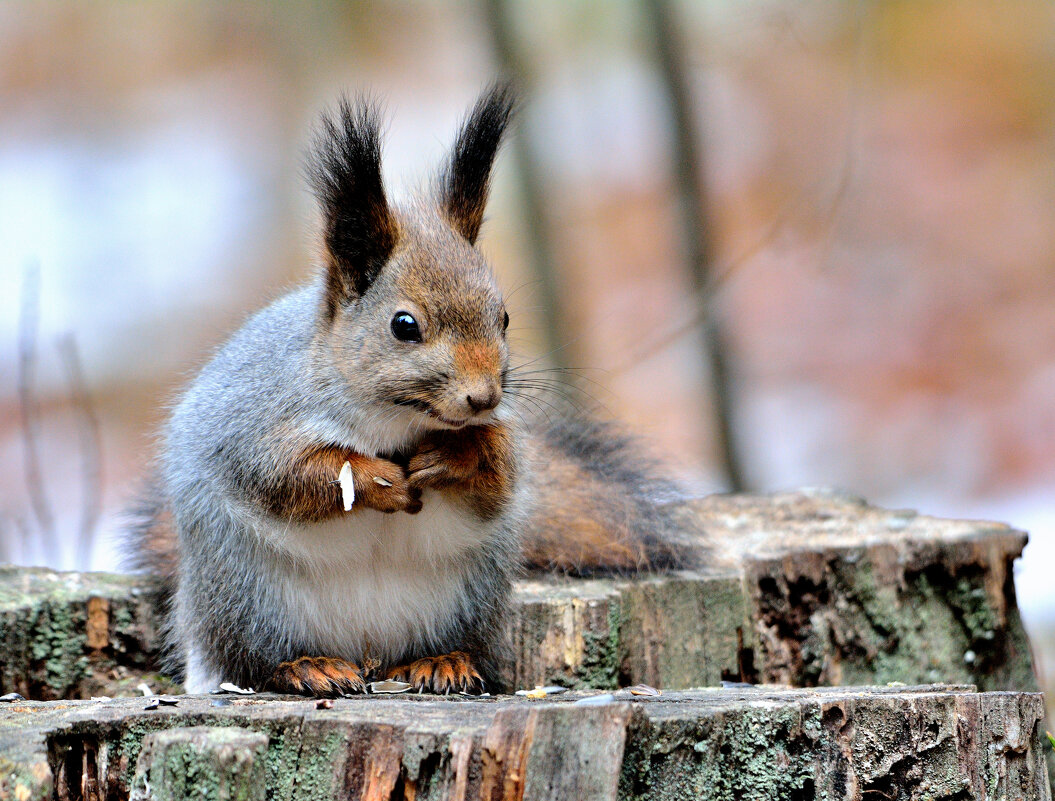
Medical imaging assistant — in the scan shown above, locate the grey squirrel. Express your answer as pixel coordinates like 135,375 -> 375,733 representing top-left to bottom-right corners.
126,84 -> 692,696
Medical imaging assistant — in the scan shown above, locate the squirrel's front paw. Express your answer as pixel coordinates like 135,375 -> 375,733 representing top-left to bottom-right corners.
406,429 -> 487,490
386,651 -> 484,694
268,656 -> 366,697
352,457 -> 423,514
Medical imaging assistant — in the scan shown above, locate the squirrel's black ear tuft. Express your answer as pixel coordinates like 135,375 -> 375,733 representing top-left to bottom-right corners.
308,96 -> 398,318
440,82 -> 517,245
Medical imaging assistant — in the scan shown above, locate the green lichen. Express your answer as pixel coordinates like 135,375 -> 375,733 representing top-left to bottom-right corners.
284,730 -> 344,801
572,601 -> 621,689
622,704 -> 823,801
138,728 -> 267,801
947,576 -> 1000,645
763,557 -> 1026,694
117,717 -> 173,777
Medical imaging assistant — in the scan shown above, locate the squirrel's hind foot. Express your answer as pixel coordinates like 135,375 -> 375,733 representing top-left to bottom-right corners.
269,656 -> 367,697
386,651 -> 484,695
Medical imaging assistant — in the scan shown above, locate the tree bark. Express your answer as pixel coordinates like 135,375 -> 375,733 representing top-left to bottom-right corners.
0,686 -> 1047,800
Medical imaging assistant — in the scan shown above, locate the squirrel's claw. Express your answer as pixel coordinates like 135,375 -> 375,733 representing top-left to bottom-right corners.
386,651 -> 484,695
268,656 -> 366,697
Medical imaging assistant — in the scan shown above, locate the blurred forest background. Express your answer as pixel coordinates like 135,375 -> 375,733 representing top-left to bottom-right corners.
2,0 -> 1054,697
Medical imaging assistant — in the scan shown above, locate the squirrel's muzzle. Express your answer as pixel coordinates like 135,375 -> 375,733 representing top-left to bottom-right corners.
465,382 -> 502,414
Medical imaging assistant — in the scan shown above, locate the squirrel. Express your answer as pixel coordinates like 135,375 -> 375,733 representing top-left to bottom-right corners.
125,84 -> 693,697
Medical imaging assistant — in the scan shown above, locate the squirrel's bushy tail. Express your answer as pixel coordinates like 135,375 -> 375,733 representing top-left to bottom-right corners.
521,416 -> 699,576
123,478 -> 179,590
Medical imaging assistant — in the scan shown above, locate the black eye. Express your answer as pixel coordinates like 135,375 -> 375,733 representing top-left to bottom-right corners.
502,311 -> 509,331
391,312 -> 422,343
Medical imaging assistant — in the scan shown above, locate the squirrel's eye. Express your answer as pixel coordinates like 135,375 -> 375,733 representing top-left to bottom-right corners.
502,311 -> 509,331
391,312 -> 422,343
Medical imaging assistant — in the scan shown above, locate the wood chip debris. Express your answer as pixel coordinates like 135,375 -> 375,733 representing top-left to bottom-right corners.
515,685 -> 566,699
339,461 -> 355,510
573,693 -> 616,706
372,476 -> 393,487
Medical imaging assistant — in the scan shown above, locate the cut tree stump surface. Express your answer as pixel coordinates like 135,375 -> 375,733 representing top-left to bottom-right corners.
0,685 -> 1049,801
0,491 -> 1035,700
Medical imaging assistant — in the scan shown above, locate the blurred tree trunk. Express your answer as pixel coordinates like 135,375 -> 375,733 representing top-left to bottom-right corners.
641,0 -> 748,491
481,0 -> 573,373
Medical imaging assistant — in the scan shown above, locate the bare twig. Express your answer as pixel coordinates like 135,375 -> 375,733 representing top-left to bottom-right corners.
17,264 -> 59,558
640,0 -> 747,491
56,334 -> 103,568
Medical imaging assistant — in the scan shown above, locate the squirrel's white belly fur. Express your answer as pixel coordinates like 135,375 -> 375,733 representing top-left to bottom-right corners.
183,491 -> 490,693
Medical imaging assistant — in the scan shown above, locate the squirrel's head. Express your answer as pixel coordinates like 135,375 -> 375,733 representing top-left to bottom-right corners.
307,85 -> 515,437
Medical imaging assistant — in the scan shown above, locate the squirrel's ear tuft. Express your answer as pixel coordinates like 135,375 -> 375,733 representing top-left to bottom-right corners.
308,96 -> 398,318
440,82 -> 517,245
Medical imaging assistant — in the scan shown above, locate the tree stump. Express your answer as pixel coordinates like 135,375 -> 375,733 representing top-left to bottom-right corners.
0,686 -> 1047,800
0,491 -> 1035,700
0,490 -> 1046,798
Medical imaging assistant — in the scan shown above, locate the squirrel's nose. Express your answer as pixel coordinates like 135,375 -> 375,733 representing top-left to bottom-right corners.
465,384 -> 501,414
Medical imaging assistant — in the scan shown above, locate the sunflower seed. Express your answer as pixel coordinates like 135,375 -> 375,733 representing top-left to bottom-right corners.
157,697 -> 179,706
339,461 -> 355,510
373,476 -> 393,487
215,682 -> 256,695
368,680 -> 412,694
137,682 -> 154,697
144,698 -> 160,710
627,684 -> 661,697
0,693 -> 25,703
316,698 -> 334,709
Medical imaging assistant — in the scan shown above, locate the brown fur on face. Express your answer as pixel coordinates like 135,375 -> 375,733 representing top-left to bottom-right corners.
319,207 -> 510,437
